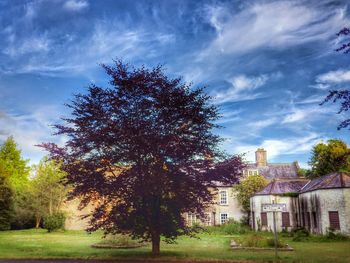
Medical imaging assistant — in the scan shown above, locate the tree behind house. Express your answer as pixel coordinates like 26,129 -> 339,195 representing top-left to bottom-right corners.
308,139 -> 350,177
41,60 -> 244,256
234,174 -> 268,224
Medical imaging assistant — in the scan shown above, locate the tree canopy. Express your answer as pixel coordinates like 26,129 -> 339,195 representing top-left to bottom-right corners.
308,139 -> 350,177
41,60 -> 244,255
0,136 -> 29,192
234,174 -> 268,215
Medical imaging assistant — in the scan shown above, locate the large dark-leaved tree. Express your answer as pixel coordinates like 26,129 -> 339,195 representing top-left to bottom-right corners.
321,28 -> 350,130
41,61 -> 244,256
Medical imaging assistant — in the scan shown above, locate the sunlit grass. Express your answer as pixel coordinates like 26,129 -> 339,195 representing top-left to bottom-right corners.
0,229 -> 349,262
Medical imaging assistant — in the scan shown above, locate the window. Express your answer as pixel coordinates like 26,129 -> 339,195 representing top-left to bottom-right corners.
248,170 -> 259,176
220,213 -> 228,224
329,211 -> 340,230
187,213 -> 197,226
261,212 -> 267,226
219,190 -> 228,205
312,212 -> 317,228
295,213 -> 299,227
282,212 -> 290,227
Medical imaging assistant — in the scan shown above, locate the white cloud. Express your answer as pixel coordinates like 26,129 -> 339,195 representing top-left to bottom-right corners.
212,74 -> 268,103
233,133 -> 324,163
3,35 -> 50,57
316,69 -> 350,83
63,0 -> 89,11
201,1 -> 348,57
0,106 -> 64,165
211,72 -> 282,104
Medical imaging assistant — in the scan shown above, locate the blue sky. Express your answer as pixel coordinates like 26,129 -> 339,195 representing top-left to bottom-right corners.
0,0 -> 349,167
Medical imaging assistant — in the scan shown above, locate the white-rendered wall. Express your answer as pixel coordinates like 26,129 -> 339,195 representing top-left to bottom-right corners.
250,195 -> 297,232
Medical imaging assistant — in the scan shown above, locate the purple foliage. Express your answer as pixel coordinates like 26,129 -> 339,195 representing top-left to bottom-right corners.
40,60 -> 245,255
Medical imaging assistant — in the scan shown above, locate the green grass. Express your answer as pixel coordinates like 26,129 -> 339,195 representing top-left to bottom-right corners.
0,229 -> 349,262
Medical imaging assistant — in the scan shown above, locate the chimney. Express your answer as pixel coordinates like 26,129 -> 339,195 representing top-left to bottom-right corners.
255,148 -> 267,167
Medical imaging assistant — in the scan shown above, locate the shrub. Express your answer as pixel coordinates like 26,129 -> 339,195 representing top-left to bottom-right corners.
291,228 -> 310,241
266,237 -> 285,248
325,228 -> 349,241
221,219 -> 250,235
242,233 -> 265,247
43,213 -> 65,232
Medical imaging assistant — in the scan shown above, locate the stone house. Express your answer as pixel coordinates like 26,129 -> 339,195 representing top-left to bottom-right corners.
64,148 -> 300,230
250,172 -> 350,235
186,148 -> 300,226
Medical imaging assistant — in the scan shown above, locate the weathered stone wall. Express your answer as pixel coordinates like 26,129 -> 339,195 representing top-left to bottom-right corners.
299,189 -> 350,235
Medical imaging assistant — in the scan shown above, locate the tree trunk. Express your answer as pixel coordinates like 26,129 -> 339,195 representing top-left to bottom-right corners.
151,232 -> 160,256
35,215 -> 41,228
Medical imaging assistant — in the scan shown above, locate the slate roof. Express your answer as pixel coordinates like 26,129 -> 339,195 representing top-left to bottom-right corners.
246,162 -> 299,180
300,172 -> 350,193
254,172 -> 350,196
254,178 -> 309,196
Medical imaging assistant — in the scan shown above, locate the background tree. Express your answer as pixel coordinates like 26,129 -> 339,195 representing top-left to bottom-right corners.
0,137 -> 31,228
308,139 -> 350,177
321,28 -> 350,130
30,157 -> 68,228
0,173 -> 13,230
234,174 -> 268,223
41,60 -> 244,256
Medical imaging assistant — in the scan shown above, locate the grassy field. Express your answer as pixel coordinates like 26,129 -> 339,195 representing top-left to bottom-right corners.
0,229 -> 349,262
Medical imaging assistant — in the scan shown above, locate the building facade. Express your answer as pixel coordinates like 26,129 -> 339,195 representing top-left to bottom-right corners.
250,172 -> 350,235
186,148 -> 300,226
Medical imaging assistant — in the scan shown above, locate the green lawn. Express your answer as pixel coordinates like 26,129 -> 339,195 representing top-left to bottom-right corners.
0,229 -> 349,262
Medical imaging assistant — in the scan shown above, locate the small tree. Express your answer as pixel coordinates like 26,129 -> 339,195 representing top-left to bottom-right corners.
30,157 -> 68,228
234,174 -> 268,223
41,60 -> 244,256
308,139 -> 350,177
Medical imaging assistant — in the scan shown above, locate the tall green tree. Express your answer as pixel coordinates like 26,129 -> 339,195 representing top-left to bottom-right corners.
309,139 -> 350,177
0,137 -> 31,228
30,157 -> 68,228
0,137 -> 29,193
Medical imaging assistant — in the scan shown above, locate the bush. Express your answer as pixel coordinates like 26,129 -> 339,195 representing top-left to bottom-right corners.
266,237 -> 285,248
43,213 -> 65,232
204,219 -> 250,235
291,228 -> 310,241
325,228 -> 349,241
222,220 -> 250,235
243,233 -> 265,247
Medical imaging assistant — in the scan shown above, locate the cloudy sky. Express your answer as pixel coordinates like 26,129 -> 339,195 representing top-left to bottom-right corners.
0,0 -> 349,167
